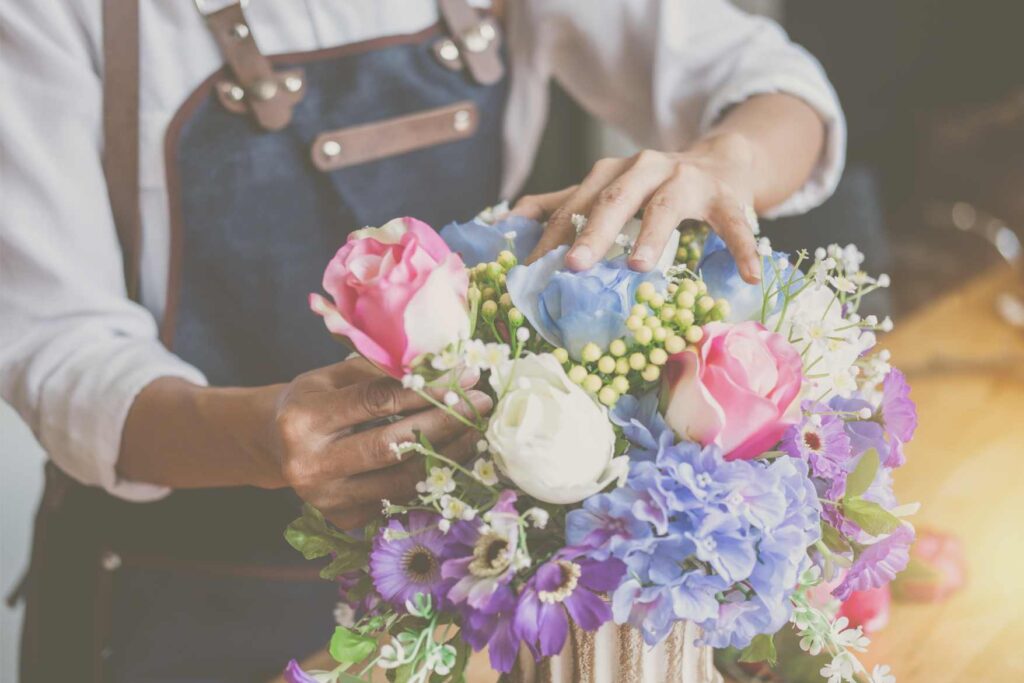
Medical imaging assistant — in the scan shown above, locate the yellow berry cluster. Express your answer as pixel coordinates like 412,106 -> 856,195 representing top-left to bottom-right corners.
468,250 -> 530,348
674,220 -> 709,272
560,277 -> 730,406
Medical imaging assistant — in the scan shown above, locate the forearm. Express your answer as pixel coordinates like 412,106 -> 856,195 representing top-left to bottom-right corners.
694,92 -> 827,214
118,377 -> 284,490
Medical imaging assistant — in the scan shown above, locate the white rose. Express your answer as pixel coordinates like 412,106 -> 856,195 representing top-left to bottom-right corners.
485,354 -> 626,504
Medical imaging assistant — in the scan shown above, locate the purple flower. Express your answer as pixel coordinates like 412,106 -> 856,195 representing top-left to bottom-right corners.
515,552 -> 625,658
369,511 -> 454,610
880,369 -> 917,467
609,391 -> 675,462
283,660 -> 329,683
782,401 -> 853,482
684,513 -> 757,584
440,212 -> 544,267
833,525 -> 915,600
335,570 -> 382,623
459,585 -> 522,674
699,593 -> 781,650
442,491 -> 520,610
611,579 -> 678,644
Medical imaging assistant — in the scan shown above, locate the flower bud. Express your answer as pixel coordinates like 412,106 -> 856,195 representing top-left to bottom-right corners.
567,365 -> 588,384
633,326 -> 653,345
649,348 -> 668,366
611,376 -> 630,394
675,291 -> 696,309
481,300 -> 498,319
609,339 -> 627,357
615,358 -> 630,375
679,279 -> 699,295
665,334 -> 686,354
581,342 -> 602,363
631,304 -> 648,318
674,309 -> 695,329
625,315 -> 643,331
508,307 -> 525,326
659,305 -> 677,322
628,352 -> 647,371
497,250 -> 517,270
597,356 -> 617,374
641,365 -> 661,382
649,294 -> 665,309
486,262 -> 504,280
696,295 -> 716,314
468,286 -> 482,305
652,327 -> 667,343
482,287 -> 497,300
499,293 -> 513,309
552,347 -> 570,364
582,374 -> 603,394
598,386 -> 619,406
644,316 -> 662,329
684,325 -> 704,344
636,281 -> 657,303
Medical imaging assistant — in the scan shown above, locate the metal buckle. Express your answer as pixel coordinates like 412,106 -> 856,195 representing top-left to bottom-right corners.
193,0 -> 248,17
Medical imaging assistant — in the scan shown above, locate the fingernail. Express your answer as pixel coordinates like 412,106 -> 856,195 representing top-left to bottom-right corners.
567,244 -> 593,269
744,257 -> 762,282
631,245 -> 655,266
467,390 -> 494,412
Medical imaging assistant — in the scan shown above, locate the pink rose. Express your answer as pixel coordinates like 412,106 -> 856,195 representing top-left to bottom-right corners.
309,217 -> 470,378
838,585 -> 891,633
661,321 -> 803,460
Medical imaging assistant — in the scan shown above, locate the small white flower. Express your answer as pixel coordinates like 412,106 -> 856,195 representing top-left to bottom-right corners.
879,316 -> 894,332
757,237 -> 773,256
524,507 -> 550,529
443,391 -> 459,407
430,348 -> 461,371
858,407 -> 873,419
512,548 -> 532,570
462,339 -> 488,371
516,327 -> 531,343
333,601 -> 356,627
421,466 -> 456,496
835,625 -> 870,652
401,373 -> 426,391
815,247 -> 827,260
440,494 -> 477,521
482,342 -> 510,368
820,653 -> 856,683
571,213 -> 588,233
871,664 -> 896,683
877,273 -> 891,288
377,639 -> 407,669
472,458 -> 500,486
776,256 -> 790,271
503,230 -> 517,240
437,518 -> 451,533
829,275 -> 858,294
475,439 -> 489,454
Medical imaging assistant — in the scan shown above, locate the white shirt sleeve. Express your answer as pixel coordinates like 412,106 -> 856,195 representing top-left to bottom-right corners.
517,0 -> 846,217
0,1 -> 205,502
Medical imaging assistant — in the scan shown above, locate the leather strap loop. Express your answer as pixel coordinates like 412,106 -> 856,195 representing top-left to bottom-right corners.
102,0 -> 142,302
438,0 -> 505,85
202,2 -> 304,131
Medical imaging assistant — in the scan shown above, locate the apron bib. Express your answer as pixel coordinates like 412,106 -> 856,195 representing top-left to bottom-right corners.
20,2 -> 507,681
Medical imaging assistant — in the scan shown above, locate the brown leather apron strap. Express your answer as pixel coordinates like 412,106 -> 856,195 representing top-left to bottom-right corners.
102,0 -> 142,302
438,0 -> 505,85
198,1 -> 305,131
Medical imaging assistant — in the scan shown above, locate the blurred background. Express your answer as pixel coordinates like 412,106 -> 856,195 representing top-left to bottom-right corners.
3,1 -> 1023,680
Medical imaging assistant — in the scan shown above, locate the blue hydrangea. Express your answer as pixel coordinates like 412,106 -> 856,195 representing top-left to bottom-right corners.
568,408 -> 822,648
507,246 -> 666,360
439,213 -> 544,267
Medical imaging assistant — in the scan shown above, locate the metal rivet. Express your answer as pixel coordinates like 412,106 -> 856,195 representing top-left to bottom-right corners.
251,79 -> 278,101
322,140 -> 342,157
438,39 -> 460,62
101,551 -> 122,571
284,75 -> 303,93
226,84 -> 244,101
463,27 -> 490,53
230,23 -> 250,40
453,109 -> 472,132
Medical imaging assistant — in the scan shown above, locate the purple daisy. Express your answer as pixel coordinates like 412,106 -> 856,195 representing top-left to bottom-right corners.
781,401 -> 853,483
459,584 -> 522,674
880,368 -> 917,467
282,660 -> 330,683
369,511 -> 454,609
442,490 -> 521,610
514,551 -> 625,658
833,524 -> 914,600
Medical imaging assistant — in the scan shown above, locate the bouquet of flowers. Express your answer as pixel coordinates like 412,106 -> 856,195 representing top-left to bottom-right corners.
285,205 -> 918,683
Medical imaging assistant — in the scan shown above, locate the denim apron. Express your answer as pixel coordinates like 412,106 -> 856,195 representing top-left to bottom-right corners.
20,2 -> 507,681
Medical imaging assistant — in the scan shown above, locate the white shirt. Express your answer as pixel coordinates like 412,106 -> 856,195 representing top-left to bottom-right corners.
0,0 -> 845,501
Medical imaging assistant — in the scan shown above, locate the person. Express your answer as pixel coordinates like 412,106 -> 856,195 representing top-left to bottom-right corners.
0,0 -> 844,680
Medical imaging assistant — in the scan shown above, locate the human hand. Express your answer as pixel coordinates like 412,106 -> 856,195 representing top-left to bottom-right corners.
512,133 -> 762,283
270,358 -> 491,529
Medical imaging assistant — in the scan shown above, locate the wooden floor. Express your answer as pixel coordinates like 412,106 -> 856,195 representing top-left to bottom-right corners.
271,267 -> 1024,683
858,266 -> 1024,681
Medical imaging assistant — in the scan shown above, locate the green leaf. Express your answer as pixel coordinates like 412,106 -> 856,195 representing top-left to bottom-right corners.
820,521 -> 851,554
320,552 -> 367,580
328,626 -> 377,669
845,448 -> 880,498
841,496 -> 901,536
285,504 -> 358,560
738,633 -> 777,666
388,660 -> 417,683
